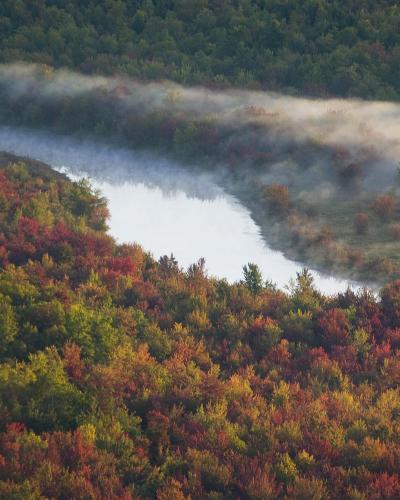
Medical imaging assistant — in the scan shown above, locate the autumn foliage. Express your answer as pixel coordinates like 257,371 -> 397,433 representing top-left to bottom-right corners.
264,184 -> 290,213
0,156 -> 400,498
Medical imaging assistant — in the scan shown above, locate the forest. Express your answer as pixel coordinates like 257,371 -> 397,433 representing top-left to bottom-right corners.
2,2 -> 400,499
0,153 -> 400,498
0,0 -> 400,99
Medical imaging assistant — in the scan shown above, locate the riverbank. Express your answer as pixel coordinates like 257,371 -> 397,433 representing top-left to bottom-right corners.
1,65 -> 400,286
0,128 -> 361,294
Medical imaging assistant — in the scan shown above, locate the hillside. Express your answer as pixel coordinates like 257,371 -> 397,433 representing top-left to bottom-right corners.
1,1 -> 400,99
0,154 -> 400,498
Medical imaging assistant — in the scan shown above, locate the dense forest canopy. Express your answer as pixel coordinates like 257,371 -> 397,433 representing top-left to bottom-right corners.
1,153 -> 400,498
0,0 -> 400,99
3,2 -> 400,498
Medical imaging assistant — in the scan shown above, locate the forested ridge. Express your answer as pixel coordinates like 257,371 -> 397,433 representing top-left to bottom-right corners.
1,0 -> 400,99
1,154 -> 400,498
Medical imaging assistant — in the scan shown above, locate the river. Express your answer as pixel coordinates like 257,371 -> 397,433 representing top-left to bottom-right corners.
0,126 -> 361,294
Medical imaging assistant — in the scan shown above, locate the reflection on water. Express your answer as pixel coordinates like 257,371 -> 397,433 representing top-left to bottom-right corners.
0,126 -> 221,200
0,126 -> 361,294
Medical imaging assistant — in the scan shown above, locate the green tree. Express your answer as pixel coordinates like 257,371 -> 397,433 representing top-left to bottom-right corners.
242,263 -> 263,295
0,293 -> 18,353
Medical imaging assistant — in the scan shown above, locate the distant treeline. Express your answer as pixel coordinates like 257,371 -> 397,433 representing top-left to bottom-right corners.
1,0 -> 400,99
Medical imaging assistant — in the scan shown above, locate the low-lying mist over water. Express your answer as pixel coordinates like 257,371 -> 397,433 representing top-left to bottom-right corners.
0,126 -> 358,294
3,63 -> 400,204
2,63 -> 400,286
0,125 -> 221,200
1,63 -> 400,202
2,63 -> 400,176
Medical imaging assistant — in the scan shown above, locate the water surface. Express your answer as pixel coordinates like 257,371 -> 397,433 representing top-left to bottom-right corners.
0,126 -> 361,294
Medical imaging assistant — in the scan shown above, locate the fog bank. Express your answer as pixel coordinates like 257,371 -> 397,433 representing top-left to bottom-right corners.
1,63 -> 399,193
0,125 -> 360,294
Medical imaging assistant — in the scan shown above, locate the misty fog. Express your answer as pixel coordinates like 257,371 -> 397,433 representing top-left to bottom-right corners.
2,63 -> 400,184
3,63 -> 398,289
0,125 -> 359,294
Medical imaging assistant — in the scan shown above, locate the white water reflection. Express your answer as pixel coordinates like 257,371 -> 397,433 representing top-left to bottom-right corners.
0,126 -> 361,294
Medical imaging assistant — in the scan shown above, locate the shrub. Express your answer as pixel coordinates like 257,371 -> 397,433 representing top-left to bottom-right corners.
347,248 -> 364,268
369,257 -> 394,276
354,212 -> 369,234
391,223 -> 400,240
264,184 -> 290,213
315,225 -> 333,245
372,194 -> 396,220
